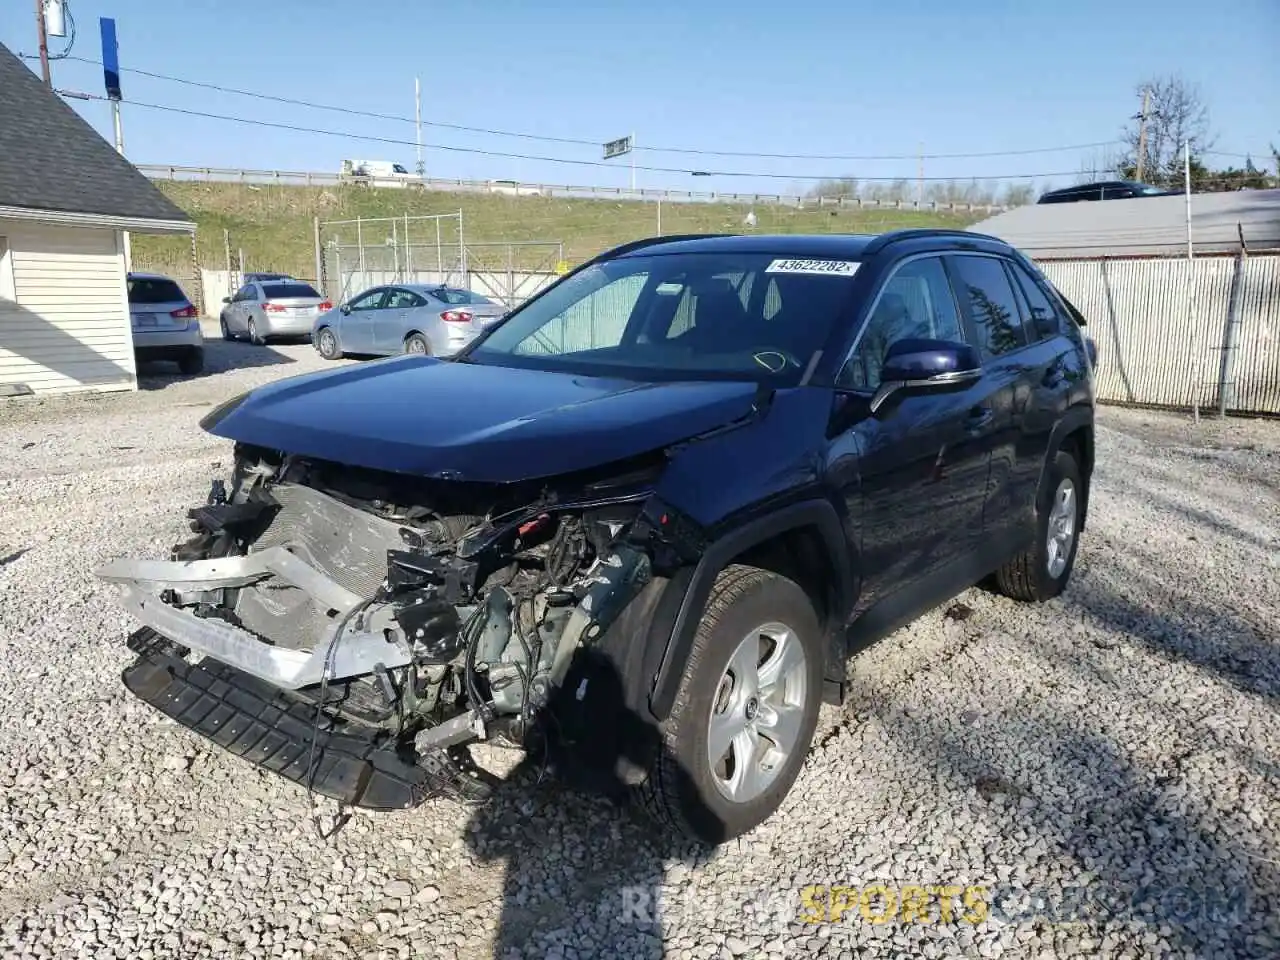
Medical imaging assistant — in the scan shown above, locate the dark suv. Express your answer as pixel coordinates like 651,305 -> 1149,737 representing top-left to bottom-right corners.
98,229 -> 1096,845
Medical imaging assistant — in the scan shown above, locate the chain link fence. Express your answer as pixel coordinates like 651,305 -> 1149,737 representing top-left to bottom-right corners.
316,213 -> 565,309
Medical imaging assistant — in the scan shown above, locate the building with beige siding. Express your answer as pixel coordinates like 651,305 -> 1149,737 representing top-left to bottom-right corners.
0,43 -> 193,397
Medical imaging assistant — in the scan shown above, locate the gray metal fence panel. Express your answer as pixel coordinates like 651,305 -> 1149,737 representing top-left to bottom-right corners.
1038,256 -> 1259,412
1232,256 -> 1280,414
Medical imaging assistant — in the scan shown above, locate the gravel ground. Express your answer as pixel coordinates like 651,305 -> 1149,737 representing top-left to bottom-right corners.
1,340 -> 1277,960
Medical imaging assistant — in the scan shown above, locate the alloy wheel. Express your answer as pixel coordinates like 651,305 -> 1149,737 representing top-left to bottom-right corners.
706,622 -> 809,805
1046,477 -> 1077,578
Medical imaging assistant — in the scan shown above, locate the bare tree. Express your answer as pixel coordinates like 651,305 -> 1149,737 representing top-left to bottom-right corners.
806,177 -> 860,198
1121,75 -> 1216,186
1001,181 -> 1036,207
1076,145 -> 1126,184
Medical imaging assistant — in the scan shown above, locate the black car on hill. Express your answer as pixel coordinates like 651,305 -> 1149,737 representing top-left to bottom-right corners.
99,228 -> 1097,845
1038,179 -> 1180,203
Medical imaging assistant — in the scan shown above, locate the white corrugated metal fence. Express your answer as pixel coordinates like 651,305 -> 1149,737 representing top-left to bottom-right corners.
1039,255 -> 1279,415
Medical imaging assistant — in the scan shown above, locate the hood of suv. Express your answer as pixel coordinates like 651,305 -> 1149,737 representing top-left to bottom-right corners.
201,356 -> 765,482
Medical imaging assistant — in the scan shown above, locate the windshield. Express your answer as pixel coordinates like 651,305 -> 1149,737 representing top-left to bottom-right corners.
465,251 -> 861,383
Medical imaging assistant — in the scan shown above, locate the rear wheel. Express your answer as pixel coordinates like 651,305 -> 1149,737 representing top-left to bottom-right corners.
993,449 -> 1082,602
633,565 -> 823,845
247,318 -> 264,346
404,333 -> 429,355
316,327 -> 342,360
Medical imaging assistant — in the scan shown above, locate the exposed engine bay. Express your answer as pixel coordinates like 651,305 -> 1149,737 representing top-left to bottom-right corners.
96,441 -> 693,809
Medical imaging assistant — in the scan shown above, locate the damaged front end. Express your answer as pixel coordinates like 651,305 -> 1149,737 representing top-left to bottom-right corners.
97,443 -> 695,810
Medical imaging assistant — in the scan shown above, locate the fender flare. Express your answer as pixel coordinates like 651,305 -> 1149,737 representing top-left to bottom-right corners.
1037,404 -> 1094,528
646,498 -> 856,722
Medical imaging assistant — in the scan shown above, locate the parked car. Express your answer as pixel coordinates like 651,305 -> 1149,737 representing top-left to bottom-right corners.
1038,180 -> 1180,203
98,229 -> 1096,846
219,279 -> 331,344
126,272 -> 204,374
311,283 -> 506,359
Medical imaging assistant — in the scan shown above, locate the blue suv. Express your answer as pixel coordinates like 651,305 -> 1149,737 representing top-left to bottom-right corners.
100,229 -> 1096,845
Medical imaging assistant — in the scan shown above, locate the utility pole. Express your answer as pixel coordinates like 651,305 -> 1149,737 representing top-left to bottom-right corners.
1134,87 -> 1151,182
414,77 -> 424,179
1184,139 -> 1193,260
630,131 -> 637,193
916,141 -> 924,206
33,0 -> 51,86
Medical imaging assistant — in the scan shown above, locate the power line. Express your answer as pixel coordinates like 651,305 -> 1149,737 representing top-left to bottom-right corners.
104,97 -> 1101,182
33,52 -> 1127,162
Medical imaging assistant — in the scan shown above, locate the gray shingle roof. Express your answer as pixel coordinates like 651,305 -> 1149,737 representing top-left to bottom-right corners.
0,43 -> 190,225
969,188 -> 1280,259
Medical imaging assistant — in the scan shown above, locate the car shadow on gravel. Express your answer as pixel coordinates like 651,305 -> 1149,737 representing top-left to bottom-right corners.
463,660 -> 718,959
136,340 -> 297,390
1066,559 -> 1280,705
878,701 -> 1280,958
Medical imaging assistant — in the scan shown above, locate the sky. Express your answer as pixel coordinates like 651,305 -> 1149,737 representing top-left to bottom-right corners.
2,0 -> 1277,197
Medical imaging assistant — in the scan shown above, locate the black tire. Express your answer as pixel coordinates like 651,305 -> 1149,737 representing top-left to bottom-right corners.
247,318 -> 264,346
316,326 -> 342,360
403,333 -> 430,355
219,315 -> 233,341
993,449 -> 1083,602
633,564 -> 823,845
177,348 -> 205,376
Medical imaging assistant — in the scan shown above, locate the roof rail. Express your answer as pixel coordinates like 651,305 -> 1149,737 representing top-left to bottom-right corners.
863,228 -> 1006,255
593,233 -> 739,262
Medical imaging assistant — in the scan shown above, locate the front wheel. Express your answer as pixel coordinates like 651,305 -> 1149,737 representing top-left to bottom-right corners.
633,565 -> 823,845
316,327 -> 342,360
992,449 -> 1083,602
219,315 -> 234,341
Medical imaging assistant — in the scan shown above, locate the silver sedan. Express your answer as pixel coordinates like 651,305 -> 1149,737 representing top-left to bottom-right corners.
311,284 -> 506,360
219,280 -> 331,344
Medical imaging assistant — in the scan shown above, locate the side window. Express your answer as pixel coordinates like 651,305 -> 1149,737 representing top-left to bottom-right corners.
383,289 -> 420,309
948,256 -> 1029,359
348,288 -> 386,311
839,257 -> 964,390
514,272 -> 648,355
1005,261 -> 1061,342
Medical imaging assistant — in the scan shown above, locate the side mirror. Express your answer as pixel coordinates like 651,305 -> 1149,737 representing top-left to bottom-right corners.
221,296 -> 231,304
870,338 -> 982,414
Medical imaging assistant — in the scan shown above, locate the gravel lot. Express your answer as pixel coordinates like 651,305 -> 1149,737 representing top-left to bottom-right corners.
1,336 -> 1277,960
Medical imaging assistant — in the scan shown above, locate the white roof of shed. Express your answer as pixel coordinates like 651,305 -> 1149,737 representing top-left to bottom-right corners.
968,188 -> 1280,259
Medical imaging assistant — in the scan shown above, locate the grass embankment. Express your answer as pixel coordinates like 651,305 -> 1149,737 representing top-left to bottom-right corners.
131,181 -> 982,277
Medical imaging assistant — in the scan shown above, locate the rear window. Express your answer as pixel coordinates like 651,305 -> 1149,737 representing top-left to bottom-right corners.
433,287 -> 490,305
128,277 -> 186,304
262,282 -> 320,299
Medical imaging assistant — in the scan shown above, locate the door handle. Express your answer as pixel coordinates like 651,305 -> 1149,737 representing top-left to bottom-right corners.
966,407 -> 994,432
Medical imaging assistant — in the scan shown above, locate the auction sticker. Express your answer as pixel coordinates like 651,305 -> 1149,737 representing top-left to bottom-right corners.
765,258 -> 861,276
